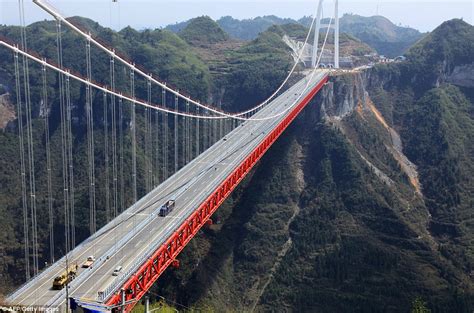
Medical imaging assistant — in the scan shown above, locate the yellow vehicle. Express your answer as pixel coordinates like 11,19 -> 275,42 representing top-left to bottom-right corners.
52,263 -> 78,290
82,255 -> 95,268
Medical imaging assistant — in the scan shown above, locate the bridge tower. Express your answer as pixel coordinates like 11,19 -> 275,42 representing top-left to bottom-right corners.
311,0 -> 339,68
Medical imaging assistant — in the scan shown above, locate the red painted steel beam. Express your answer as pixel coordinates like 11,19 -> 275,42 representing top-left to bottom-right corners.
106,75 -> 328,312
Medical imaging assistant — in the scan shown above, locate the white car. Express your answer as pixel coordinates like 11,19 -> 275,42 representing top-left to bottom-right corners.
112,265 -> 122,276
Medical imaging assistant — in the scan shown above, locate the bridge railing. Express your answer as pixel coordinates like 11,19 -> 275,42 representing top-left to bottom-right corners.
97,160 -> 215,302
45,206 -> 159,307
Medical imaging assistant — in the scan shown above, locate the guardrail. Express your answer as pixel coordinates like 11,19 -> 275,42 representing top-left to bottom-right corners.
95,106 -> 264,303
7,179 -> 163,303
97,180 -> 207,302
48,207 -> 164,307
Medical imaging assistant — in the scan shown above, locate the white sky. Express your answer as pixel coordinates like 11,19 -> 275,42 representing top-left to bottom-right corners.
0,0 -> 473,32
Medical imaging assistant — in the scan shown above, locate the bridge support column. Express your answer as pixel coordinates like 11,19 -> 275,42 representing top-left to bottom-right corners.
311,0 -> 324,68
311,0 -> 339,68
145,296 -> 149,313
121,288 -> 126,313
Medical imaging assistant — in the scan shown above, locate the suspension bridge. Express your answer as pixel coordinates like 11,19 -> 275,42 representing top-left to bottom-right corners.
1,0 -> 337,312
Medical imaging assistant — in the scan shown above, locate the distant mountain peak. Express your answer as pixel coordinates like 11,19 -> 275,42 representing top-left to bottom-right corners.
166,14 -> 424,56
331,13 -> 423,56
179,16 -> 229,45
406,18 -> 474,84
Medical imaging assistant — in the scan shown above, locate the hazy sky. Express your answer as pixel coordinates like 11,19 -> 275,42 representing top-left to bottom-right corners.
1,0 -> 473,32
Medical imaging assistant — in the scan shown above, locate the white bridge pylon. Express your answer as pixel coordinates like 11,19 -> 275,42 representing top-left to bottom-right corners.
311,0 -> 339,68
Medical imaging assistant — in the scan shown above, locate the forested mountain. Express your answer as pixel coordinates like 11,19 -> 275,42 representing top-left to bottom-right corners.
166,15 -> 295,41
145,19 -> 473,313
299,13 -> 423,57
336,14 -> 422,56
217,15 -> 297,41
179,16 -> 229,46
166,14 -> 423,57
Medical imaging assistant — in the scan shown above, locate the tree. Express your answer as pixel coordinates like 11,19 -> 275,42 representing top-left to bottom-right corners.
411,297 -> 430,313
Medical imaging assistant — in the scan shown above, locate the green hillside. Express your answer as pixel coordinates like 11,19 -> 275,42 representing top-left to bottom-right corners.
168,14 -> 423,57
179,16 -> 229,46
335,13 -> 423,56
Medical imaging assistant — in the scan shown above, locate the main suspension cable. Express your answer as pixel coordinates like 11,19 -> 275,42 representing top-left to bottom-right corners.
33,0 -> 320,121
0,40 -> 251,120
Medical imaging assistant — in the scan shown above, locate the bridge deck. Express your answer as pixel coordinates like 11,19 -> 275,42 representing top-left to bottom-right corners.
7,71 -> 327,310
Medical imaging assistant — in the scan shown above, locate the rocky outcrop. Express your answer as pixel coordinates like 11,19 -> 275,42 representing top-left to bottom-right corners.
316,72 -> 422,195
319,74 -> 366,120
0,93 -> 16,131
446,63 -> 474,88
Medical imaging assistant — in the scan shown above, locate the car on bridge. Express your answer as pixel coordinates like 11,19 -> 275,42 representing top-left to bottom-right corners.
112,265 -> 123,276
159,199 -> 176,217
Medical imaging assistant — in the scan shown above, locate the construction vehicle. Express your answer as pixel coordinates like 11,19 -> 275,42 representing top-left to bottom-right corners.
159,199 -> 175,217
82,255 -> 95,268
52,263 -> 78,290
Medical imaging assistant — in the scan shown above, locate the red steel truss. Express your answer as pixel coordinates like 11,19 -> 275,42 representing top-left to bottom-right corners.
106,75 -> 328,311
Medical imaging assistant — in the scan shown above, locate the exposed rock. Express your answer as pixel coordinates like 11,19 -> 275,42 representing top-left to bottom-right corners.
446,63 -> 474,88
318,72 -> 422,195
0,93 -> 16,130
319,74 -> 366,120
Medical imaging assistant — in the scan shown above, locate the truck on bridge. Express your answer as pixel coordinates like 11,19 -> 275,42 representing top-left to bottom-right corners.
159,200 -> 175,217
81,255 -> 95,268
52,263 -> 78,290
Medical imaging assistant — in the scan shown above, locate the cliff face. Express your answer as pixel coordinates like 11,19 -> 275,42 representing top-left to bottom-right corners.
150,67 -> 474,312
0,93 -> 16,130
446,63 -> 474,88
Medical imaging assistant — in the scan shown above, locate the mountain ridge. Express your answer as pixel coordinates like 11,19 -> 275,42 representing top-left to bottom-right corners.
166,13 -> 423,57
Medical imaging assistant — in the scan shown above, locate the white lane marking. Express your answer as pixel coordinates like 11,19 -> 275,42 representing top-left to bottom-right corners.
72,122 -> 261,297
13,224 -> 124,304
75,251 -> 129,298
